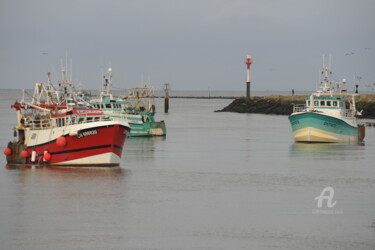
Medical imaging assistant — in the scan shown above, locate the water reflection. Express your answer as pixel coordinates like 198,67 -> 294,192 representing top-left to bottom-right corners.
124,136 -> 165,163
2,164 -> 129,250
5,164 -> 126,181
289,142 -> 365,161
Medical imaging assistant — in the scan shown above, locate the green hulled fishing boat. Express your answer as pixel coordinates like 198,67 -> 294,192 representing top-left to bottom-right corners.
90,68 -> 166,137
288,59 -> 364,143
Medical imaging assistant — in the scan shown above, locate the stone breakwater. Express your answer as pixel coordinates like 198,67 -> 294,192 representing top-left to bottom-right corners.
216,95 -> 375,119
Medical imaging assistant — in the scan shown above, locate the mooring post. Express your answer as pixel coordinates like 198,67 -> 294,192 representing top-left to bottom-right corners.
164,83 -> 169,113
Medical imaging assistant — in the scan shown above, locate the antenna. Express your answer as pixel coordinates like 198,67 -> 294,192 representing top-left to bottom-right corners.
60,58 -> 64,72
329,54 -> 332,72
100,68 -> 104,92
65,52 -> 68,78
70,59 -> 73,82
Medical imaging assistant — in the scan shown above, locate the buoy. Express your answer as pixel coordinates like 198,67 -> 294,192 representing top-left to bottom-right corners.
20,150 -> 28,158
43,150 -> 48,162
43,152 -> 51,161
4,148 -> 12,156
56,136 -> 66,147
31,150 -> 36,162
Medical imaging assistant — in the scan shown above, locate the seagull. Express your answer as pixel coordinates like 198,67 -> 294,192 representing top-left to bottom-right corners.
345,52 -> 354,56
41,52 -> 48,55
365,48 -> 371,50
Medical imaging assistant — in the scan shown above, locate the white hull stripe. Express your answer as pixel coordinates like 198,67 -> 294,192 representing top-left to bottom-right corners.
50,152 -> 121,165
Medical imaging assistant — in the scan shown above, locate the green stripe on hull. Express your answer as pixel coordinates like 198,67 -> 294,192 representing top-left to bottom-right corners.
129,123 -> 150,136
288,112 -> 357,137
129,122 -> 166,137
105,114 -> 166,137
110,115 -> 142,122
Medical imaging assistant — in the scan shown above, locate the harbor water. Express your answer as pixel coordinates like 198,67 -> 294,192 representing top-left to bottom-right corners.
0,89 -> 374,250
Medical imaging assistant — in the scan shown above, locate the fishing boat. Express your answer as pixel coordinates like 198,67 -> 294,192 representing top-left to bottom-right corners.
288,60 -> 365,143
4,80 -> 131,166
89,68 -> 166,137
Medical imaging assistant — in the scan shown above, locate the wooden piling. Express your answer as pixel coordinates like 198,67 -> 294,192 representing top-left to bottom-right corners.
164,83 -> 169,113
358,124 -> 365,142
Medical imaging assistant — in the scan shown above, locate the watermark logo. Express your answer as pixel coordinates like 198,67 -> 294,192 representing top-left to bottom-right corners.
315,186 -> 337,208
312,186 -> 342,215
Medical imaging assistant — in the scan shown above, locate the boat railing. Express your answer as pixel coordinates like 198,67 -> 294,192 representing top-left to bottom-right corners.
293,104 -> 306,113
28,118 -> 52,130
68,115 -> 111,126
28,115 -> 113,130
341,109 -> 354,117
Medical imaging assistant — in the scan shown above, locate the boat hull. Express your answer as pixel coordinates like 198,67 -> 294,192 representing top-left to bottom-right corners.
6,124 -> 129,166
129,120 -> 167,137
110,114 -> 166,137
288,112 -> 358,143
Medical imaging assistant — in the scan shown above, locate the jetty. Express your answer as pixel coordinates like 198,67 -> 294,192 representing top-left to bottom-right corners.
161,95 -> 237,99
216,94 -> 375,119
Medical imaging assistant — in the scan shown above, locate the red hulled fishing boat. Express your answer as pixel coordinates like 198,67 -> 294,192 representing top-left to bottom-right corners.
4,82 -> 130,166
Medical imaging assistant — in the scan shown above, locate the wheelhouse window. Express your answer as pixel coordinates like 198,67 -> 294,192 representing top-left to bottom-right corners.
327,101 -> 331,106
56,118 -> 65,127
105,104 -> 111,108
333,101 -> 338,107
314,101 -> 319,106
320,101 -> 325,106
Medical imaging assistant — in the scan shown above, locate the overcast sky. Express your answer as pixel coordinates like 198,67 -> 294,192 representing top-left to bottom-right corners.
0,0 -> 374,92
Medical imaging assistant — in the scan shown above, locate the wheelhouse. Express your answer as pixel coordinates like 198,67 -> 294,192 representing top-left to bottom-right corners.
90,100 -> 129,111
306,96 -> 345,109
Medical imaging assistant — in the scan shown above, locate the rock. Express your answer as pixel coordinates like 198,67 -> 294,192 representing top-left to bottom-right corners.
216,97 -> 302,115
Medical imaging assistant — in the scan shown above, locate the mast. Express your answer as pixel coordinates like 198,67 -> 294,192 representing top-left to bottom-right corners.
321,54 -> 333,94
101,68 -> 113,100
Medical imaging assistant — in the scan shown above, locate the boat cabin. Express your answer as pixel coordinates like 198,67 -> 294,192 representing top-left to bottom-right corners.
27,109 -> 110,130
90,99 -> 130,111
306,96 -> 345,109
